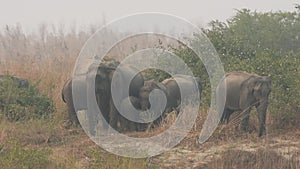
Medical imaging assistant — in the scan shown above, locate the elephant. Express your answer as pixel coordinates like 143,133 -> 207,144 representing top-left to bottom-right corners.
138,74 -> 202,124
216,71 -> 271,137
160,75 -> 202,113
0,75 -> 29,88
119,96 -> 146,132
61,58 -> 120,127
86,60 -> 145,134
62,59 -> 145,133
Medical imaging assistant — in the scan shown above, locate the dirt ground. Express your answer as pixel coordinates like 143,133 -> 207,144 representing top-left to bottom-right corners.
149,130 -> 300,168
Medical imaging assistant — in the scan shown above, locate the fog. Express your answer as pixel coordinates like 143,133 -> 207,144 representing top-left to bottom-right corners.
0,0 -> 297,32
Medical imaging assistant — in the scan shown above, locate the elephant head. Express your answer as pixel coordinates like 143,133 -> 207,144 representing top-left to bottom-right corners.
138,75 -> 202,115
218,71 -> 271,137
85,60 -> 145,133
62,58 -> 121,129
242,74 -> 271,136
86,63 -> 116,132
138,79 -> 166,111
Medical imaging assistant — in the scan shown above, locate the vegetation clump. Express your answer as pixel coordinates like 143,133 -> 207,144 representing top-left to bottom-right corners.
0,75 -> 55,121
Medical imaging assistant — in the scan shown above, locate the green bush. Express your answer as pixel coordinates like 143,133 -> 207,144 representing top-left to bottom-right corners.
0,76 -> 55,121
201,7 -> 300,130
145,6 -> 300,130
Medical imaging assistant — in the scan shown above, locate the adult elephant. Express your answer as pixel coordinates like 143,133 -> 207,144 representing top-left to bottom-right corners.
86,60 -> 145,134
138,74 -> 202,119
0,75 -> 29,88
217,71 -> 271,137
62,59 -> 144,133
62,59 -> 121,127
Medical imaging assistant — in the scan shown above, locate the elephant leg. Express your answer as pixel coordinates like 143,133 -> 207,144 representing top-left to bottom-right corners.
85,94 -> 98,135
126,120 -> 137,132
136,122 -> 145,131
220,109 -> 233,124
117,116 -> 126,132
256,102 -> 267,136
117,115 -> 136,132
240,108 -> 251,132
109,101 -> 119,131
69,110 -> 79,126
96,92 -> 110,130
225,109 -> 234,124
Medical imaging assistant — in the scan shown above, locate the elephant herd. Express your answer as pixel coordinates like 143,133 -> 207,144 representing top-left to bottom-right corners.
62,59 -> 271,137
0,61 -> 271,137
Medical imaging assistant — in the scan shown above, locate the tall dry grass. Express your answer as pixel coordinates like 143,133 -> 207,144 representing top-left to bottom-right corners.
0,24 -> 95,119
0,23 -> 161,169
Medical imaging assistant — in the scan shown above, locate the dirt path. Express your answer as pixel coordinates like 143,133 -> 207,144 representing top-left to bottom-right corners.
150,133 -> 300,168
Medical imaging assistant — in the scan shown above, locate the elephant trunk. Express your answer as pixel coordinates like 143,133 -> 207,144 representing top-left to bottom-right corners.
257,99 -> 268,137
140,100 -> 150,111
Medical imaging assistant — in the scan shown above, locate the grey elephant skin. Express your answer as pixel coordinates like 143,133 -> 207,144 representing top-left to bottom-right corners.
161,75 -> 202,113
86,62 -> 144,134
0,75 -> 29,88
217,71 -> 271,137
119,96 -> 145,131
62,78 -> 87,126
138,74 -> 202,125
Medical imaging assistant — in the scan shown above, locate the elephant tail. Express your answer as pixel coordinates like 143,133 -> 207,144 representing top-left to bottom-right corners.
62,79 -> 72,103
62,91 -> 66,103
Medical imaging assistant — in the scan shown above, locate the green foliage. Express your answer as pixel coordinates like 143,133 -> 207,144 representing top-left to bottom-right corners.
172,46 -> 211,106
0,76 -> 55,121
202,6 -> 300,129
0,138 -> 51,169
205,8 -> 300,60
138,6 -> 300,130
141,68 -> 171,82
149,5 -> 300,130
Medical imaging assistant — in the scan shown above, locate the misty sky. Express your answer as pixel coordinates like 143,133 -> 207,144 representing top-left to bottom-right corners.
0,0 -> 298,32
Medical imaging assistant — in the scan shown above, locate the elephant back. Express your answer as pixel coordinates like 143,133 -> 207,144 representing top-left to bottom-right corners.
163,74 -> 200,97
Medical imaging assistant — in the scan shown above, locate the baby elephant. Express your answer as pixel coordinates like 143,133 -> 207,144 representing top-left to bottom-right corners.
139,74 -> 202,114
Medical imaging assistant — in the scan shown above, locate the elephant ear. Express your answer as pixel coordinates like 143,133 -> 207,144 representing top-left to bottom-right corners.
240,75 -> 257,108
152,81 -> 167,91
256,76 -> 271,98
253,79 -> 263,98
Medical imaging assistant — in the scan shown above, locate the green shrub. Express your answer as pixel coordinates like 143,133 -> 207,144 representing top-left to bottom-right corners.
151,7 -> 300,131
200,7 -> 300,130
0,76 -> 55,121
